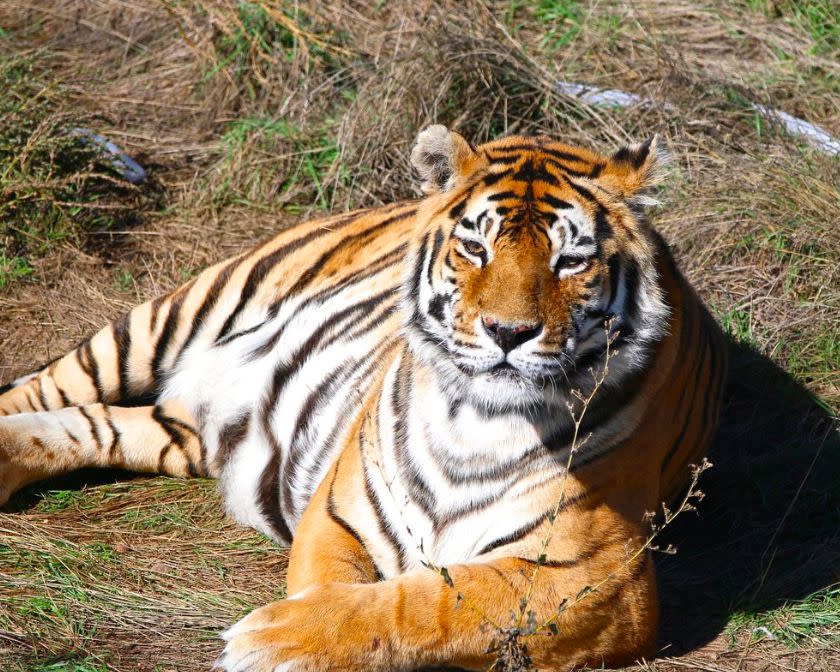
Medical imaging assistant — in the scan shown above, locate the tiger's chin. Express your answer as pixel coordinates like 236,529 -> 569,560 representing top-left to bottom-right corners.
466,371 -> 548,412
442,356 -> 563,413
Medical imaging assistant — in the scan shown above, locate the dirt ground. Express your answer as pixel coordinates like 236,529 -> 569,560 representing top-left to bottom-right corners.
0,1 -> 838,670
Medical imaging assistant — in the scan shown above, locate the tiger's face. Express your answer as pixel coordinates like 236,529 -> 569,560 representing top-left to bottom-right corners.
405,127 -> 670,411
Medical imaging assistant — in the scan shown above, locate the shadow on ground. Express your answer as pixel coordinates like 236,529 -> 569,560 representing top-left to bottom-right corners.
655,340 -> 840,654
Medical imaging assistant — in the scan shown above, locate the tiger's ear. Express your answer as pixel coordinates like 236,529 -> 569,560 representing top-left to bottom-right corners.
410,125 -> 479,194
600,135 -> 669,203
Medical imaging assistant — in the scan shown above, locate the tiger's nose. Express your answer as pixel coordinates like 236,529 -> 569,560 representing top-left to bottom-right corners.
482,317 -> 543,354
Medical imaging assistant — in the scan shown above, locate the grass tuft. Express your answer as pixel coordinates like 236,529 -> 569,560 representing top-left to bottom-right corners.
0,57 -> 159,287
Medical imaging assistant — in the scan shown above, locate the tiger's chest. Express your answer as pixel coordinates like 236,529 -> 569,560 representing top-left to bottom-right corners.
341,368 -> 568,578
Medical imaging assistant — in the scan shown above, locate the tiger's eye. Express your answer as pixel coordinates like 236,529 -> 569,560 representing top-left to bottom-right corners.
555,256 -> 591,274
462,240 -> 485,256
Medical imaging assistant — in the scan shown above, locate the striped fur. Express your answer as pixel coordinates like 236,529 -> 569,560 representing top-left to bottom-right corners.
0,127 -> 727,671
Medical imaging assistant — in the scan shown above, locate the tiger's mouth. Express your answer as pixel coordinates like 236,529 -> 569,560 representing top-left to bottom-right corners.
489,361 -> 517,374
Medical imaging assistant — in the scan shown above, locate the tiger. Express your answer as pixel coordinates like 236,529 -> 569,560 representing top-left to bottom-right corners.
0,125 -> 727,671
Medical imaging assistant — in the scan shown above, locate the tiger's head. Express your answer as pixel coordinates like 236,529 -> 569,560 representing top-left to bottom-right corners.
403,125 -> 671,412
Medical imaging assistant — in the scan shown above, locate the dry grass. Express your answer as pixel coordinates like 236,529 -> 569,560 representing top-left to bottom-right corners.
0,0 -> 838,670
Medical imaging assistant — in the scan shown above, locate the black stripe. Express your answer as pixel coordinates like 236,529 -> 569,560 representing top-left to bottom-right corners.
149,295 -> 165,338
293,338 -> 401,512
152,406 -> 201,475
427,228 -> 444,286
103,406 -> 122,461
344,300 -> 399,343
51,378 -> 72,407
486,154 -> 522,165
594,205 -> 612,241
477,489 -> 592,556
279,243 -> 405,317
478,513 -> 547,556
219,208 -> 415,341
391,359 -> 437,519
540,194 -> 574,210
265,289 -> 398,512
113,313 -> 132,401
487,191 -> 518,201
408,232 -> 430,300
544,157 -> 590,179
448,199 -> 466,220
281,359 -> 358,508
614,138 -> 652,169
152,406 -> 185,448
176,256 -> 241,362
326,465 -> 385,581
36,378 -> 49,411
151,289 -> 190,391
247,246 -> 404,358
214,213 -> 365,341
77,405 -> 101,450
361,420 -> 407,573
84,342 -> 104,402
427,294 -> 447,323
24,385 -> 40,412
257,444 -> 293,543
278,218 -> 406,305
566,180 -> 597,204
215,412 -> 251,471
516,538 -> 606,568
55,415 -> 82,448
622,260 -> 641,321
491,145 -> 591,165
482,170 -> 510,187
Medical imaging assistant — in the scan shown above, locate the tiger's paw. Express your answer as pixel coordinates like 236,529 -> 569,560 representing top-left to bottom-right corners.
214,585 -> 387,672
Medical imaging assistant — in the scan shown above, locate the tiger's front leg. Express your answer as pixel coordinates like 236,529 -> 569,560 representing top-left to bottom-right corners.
217,548 -> 657,672
217,462 -> 659,672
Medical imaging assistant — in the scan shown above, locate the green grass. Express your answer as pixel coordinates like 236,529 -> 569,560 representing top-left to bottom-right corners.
212,116 -> 345,210
745,0 -> 840,55
21,659 -> 110,672
32,488 -> 102,513
0,251 -> 34,287
728,585 -> 840,647
113,267 -> 135,292
206,1 -> 340,94
533,0 -> 584,51
717,305 -> 757,347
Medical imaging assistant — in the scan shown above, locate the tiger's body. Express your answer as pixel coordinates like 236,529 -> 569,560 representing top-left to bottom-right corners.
0,127 -> 727,671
